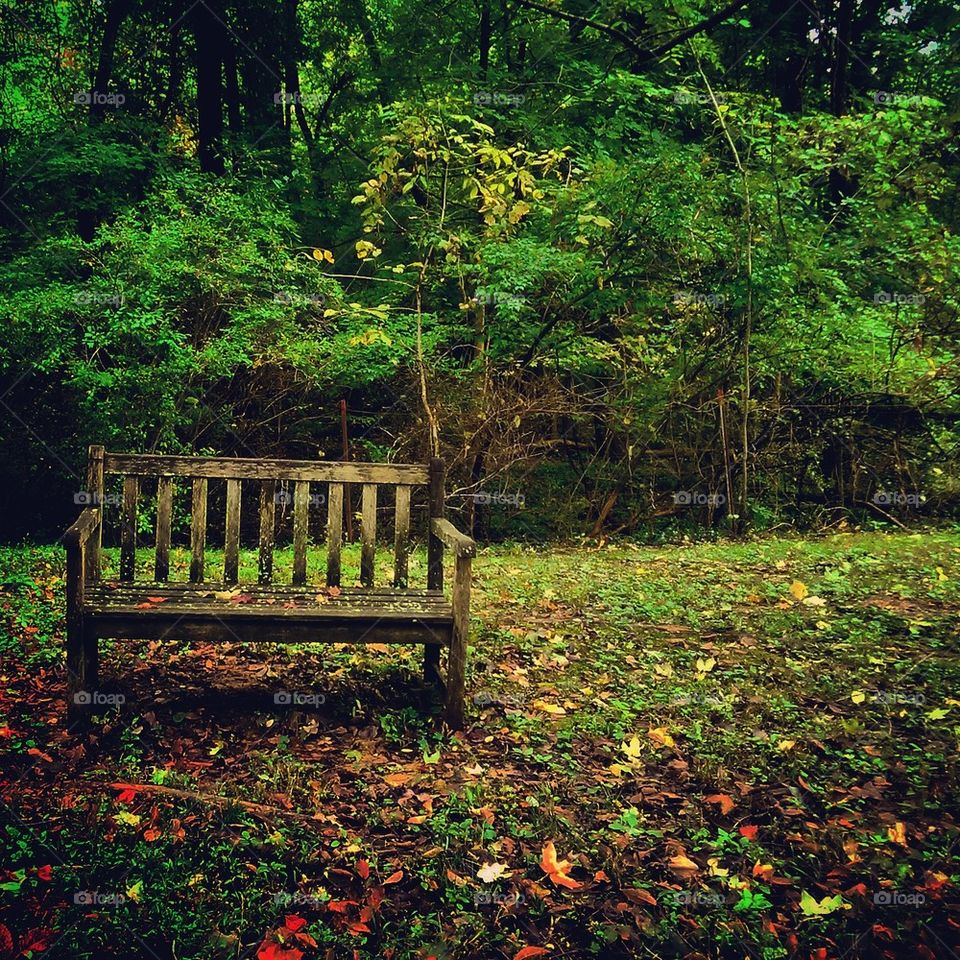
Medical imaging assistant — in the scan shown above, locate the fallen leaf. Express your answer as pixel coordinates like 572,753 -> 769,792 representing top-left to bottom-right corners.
667,854 -> 699,878
514,948 -> 550,960
477,862 -> 510,883
540,841 -> 581,889
705,793 -> 736,815
790,581 -> 809,601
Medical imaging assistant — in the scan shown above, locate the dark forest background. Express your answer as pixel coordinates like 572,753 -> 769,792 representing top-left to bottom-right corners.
1,0 -> 958,542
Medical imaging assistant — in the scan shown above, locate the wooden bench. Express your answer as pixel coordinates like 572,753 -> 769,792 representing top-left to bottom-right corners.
63,446 -> 475,727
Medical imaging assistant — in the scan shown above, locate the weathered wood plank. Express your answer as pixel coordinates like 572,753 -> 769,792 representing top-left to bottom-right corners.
190,478 -> 208,582
154,476 -> 173,581
360,483 -> 377,587
258,480 -> 276,584
326,482 -> 343,586
120,476 -> 138,581
85,444 -> 105,581
224,479 -> 241,584
393,485 -> 411,588
446,553 -> 471,729
84,614 -> 452,646
104,453 -> 428,485
292,480 -> 310,585
427,458 -> 445,591
431,517 -> 476,558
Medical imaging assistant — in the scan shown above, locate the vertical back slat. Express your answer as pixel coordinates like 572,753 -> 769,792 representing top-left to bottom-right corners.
427,459 -> 445,591
326,482 -> 343,586
258,480 -> 276,584
224,479 -> 241,585
360,483 -> 377,587
120,476 -> 138,581
154,476 -> 173,581
190,478 -> 208,582
292,480 -> 310,585
86,444 -> 105,581
393,485 -> 411,588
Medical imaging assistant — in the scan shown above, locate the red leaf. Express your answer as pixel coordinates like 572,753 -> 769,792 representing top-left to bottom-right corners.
27,748 -> 53,763
356,859 -> 370,880
24,626 -> 39,634
739,825 -> 759,841
327,900 -> 356,914
284,916 -> 307,933
0,922 -> 13,954
146,596 -> 167,604
256,943 -> 303,960
347,922 -> 371,936
514,948 -> 550,960
382,870 -> 403,885
35,865 -> 53,882
115,787 -> 138,804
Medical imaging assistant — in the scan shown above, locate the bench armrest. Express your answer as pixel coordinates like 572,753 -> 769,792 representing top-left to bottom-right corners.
63,508 -> 101,549
431,518 -> 476,558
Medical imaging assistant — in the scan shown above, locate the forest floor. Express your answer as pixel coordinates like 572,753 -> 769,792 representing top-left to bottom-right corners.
1,530 -> 959,959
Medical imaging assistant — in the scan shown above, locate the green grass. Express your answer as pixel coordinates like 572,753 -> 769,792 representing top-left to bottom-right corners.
1,529 -> 958,958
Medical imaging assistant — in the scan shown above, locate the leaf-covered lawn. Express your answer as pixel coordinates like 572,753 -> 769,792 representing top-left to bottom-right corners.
1,531 -> 959,959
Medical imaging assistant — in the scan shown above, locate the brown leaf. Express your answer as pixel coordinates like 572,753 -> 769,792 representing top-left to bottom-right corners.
705,793 -> 736,815
667,854 -> 699,878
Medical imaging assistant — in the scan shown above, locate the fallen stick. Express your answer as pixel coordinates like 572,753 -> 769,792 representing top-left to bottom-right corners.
107,781 -> 329,824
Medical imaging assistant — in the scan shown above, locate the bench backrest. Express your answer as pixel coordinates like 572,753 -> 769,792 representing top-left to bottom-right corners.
83,446 -> 446,590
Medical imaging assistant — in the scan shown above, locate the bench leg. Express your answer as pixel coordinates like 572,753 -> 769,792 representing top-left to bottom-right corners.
445,626 -> 467,730
67,626 -> 98,725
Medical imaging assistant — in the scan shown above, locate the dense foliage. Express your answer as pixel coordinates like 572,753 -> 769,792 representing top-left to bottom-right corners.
1,0 -> 959,539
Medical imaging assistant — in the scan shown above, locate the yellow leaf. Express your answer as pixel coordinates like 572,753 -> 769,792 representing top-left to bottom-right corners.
778,739 -> 796,752
312,248 -> 334,263
648,727 -> 675,749
707,857 -> 729,877
533,700 -> 566,715
621,735 -> 642,761
790,580 -> 809,601
887,821 -> 908,847
667,854 -> 699,878
851,690 -> 866,704
696,657 -> 716,673
654,662 -> 674,679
